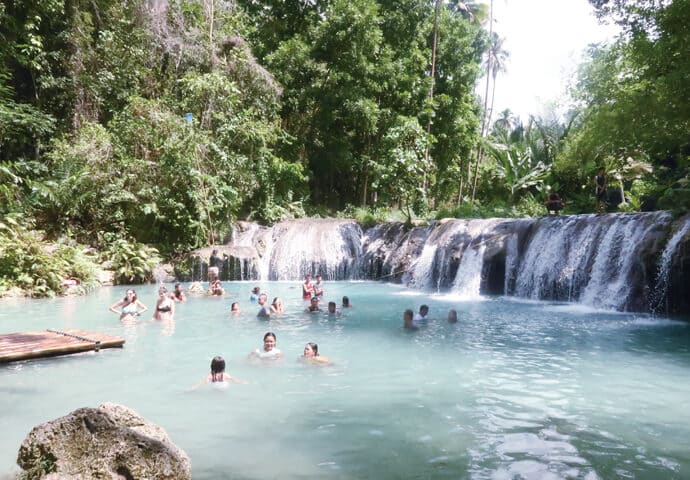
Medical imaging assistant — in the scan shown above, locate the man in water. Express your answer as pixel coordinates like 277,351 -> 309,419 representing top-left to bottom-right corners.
313,274 -> 325,297
257,293 -> 271,317
305,297 -> 322,313
413,305 -> 429,327
327,301 -> 341,316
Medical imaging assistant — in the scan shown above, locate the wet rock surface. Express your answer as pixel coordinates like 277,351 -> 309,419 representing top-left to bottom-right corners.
17,403 -> 191,480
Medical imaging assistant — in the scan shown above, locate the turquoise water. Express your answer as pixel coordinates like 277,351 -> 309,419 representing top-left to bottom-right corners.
1,282 -> 689,479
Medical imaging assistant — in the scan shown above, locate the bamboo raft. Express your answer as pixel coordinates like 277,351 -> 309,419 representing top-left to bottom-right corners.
0,329 -> 125,364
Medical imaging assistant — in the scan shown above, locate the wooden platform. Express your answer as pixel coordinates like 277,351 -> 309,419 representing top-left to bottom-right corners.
0,329 -> 125,364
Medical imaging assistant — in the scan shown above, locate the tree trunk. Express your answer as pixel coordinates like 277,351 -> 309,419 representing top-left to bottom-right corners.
470,0 -> 494,201
423,0 -> 442,201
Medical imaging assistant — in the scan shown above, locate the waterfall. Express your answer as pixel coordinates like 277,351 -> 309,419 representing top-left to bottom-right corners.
513,215 -> 601,301
205,212 -> 689,313
579,212 -> 670,310
451,243 -> 487,299
265,219 -> 362,280
650,219 -> 690,313
504,233 -> 519,295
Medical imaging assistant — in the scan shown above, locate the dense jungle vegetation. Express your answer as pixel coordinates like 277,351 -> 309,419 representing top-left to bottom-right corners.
1,0 -> 689,296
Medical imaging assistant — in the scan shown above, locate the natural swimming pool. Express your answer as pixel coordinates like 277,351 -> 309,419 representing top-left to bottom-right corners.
1,281 -> 689,479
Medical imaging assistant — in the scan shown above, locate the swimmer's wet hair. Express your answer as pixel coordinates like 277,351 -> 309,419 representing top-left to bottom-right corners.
307,342 -> 319,355
211,356 -> 226,373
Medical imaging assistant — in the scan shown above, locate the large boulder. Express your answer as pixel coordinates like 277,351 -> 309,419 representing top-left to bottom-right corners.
17,403 -> 191,480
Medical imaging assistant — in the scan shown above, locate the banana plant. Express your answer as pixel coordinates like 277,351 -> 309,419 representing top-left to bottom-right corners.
482,137 -> 550,201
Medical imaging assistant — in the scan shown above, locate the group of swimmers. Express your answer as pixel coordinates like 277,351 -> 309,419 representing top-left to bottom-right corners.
193,332 -> 331,388
108,284 -> 188,323
403,304 -> 458,330
110,276 -> 462,390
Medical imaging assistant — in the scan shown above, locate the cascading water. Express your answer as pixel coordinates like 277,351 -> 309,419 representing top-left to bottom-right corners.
265,219 -> 362,280
451,243 -> 486,299
649,219 -> 690,313
580,212 -> 671,310
512,215 -> 601,301
212,212 -> 690,313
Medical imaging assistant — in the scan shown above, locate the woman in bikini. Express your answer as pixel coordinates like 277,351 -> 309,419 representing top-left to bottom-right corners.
153,286 -> 175,321
109,289 -> 147,322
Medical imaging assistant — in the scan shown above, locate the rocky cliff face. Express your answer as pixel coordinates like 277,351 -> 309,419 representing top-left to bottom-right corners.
178,213 -> 690,315
17,403 -> 191,480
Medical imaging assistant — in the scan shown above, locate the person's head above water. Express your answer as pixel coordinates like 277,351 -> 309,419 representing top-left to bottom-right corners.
304,342 -> 319,357
158,286 -> 167,296
263,332 -> 277,351
258,293 -> 267,305
211,356 -> 226,374
403,309 -> 414,327
419,305 -> 429,316
448,309 -> 458,323
328,301 -> 337,313
124,289 -> 137,302
231,302 -> 240,313
342,296 -> 351,307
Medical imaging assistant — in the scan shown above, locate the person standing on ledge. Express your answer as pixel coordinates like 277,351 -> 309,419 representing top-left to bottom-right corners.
594,167 -> 608,213
544,192 -> 564,216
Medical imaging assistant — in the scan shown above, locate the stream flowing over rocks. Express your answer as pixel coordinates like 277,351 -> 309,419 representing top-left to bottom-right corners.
16,403 -> 191,480
180,213 -> 690,314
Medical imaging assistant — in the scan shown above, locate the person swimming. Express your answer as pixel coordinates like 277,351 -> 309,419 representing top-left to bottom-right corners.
305,296 -> 322,313
342,296 -> 352,308
413,305 -> 429,327
192,356 -> 246,389
248,332 -> 283,360
170,283 -> 187,303
230,302 -> 241,314
271,297 -> 284,314
109,289 -> 147,322
250,286 -> 260,303
327,301 -> 341,316
300,342 -> 331,365
403,309 -> 418,330
257,293 -> 272,318
447,309 -> 458,323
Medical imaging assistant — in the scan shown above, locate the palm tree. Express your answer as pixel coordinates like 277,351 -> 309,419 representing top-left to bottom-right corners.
470,0 -> 495,201
493,108 -> 515,133
486,33 -> 509,134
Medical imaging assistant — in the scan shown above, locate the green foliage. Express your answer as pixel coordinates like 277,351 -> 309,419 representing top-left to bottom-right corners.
561,0 -> 690,211
339,204 -> 395,229
0,215 -> 99,298
483,137 -> 550,201
101,237 -> 161,285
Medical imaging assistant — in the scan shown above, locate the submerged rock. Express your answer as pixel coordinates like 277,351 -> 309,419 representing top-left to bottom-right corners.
17,403 -> 191,480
